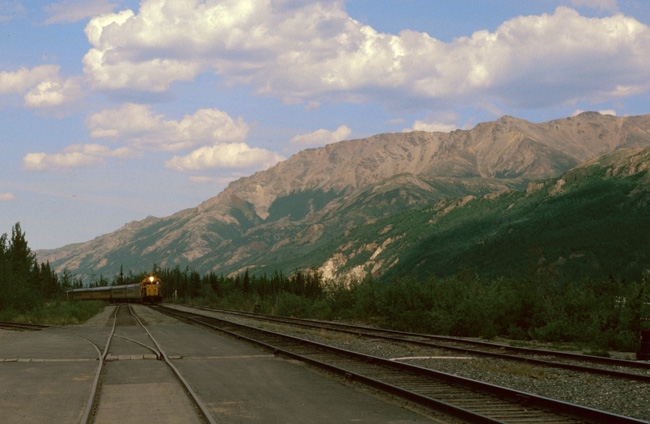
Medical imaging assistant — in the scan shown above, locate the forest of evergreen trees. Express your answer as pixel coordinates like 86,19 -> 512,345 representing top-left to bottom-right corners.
0,223 -> 64,313
2,222 -> 650,352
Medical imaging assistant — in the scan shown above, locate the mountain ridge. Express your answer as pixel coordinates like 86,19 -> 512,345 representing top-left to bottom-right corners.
36,112 -> 650,281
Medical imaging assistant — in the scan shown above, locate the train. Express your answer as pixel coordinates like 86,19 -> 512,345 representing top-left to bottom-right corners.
66,276 -> 163,304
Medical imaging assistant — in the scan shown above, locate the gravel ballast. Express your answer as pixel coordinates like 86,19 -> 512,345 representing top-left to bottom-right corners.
167,304 -> 650,422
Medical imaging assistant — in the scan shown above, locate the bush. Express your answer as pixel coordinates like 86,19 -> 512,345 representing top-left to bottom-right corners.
6,300 -> 107,325
276,292 -> 312,318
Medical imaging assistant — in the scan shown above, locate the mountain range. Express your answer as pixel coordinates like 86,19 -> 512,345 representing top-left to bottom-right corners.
36,112 -> 650,283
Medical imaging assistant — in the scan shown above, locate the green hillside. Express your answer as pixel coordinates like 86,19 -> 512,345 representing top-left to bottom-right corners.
228,175 -> 528,275
303,148 -> 650,284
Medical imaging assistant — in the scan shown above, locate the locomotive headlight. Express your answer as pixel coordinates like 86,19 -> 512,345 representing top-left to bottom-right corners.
149,276 -> 154,283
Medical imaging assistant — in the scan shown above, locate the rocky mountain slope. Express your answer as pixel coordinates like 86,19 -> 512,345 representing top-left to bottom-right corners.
323,146 -> 650,283
36,112 -> 650,281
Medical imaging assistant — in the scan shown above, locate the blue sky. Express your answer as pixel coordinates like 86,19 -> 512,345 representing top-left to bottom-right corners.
1,0 -> 649,250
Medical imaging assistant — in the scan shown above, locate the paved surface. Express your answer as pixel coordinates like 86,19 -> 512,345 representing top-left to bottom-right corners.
94,360 -> 202,424
0,305 -> 435,423
0,327 -> 102,423
149,322 -> 431,423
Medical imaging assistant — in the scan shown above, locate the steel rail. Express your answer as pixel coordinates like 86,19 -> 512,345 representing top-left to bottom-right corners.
109,334 -> 162,359
193,305 -> 650,377
155,306 -> 502,424
156,305 -> 647,424
212,306 -> 650,381
0,321 -> 50,331
127,305 -> 216,424
79,303 -> 119,424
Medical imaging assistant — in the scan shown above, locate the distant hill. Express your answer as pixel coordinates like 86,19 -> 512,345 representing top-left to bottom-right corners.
36,112 -> 650,282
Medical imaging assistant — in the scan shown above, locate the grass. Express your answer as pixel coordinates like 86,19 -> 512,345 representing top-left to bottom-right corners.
0,300 -> 107,325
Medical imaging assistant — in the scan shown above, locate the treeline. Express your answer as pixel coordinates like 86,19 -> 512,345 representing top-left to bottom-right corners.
3,221 -> 649,352
106,264 -> 650,352
108,265 -> 323,309
0,223 -> 68,313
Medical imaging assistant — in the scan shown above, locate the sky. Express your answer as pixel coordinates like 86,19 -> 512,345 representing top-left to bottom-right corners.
0,0 -> 649,250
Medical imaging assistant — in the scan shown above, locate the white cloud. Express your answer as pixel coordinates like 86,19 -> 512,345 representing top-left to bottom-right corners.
43,0 -> 120,24
407,121 -> 457,133
411,7 -> 650,108
0,65 -> 60,95
86,103 -> 249,151
405,111 -> 459,133
22,143 -> 138,171
165,142 -> 285,172
24,76 -> 84,108
80,3 -> 650,111
572,109 -> 617,116
0,65 -> 83,108
0,192 -> 16,201
289,125 -> 352,147
82,7 -> 201,92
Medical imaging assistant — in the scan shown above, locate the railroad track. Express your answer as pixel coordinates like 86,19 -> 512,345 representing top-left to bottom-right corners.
79,304 -> 215,424
182,305 -> 650,382
153,304 -> 646,424
0,321 -> 49,331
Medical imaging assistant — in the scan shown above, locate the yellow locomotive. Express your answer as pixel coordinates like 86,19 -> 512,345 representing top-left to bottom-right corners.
67,276 -> 162,303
